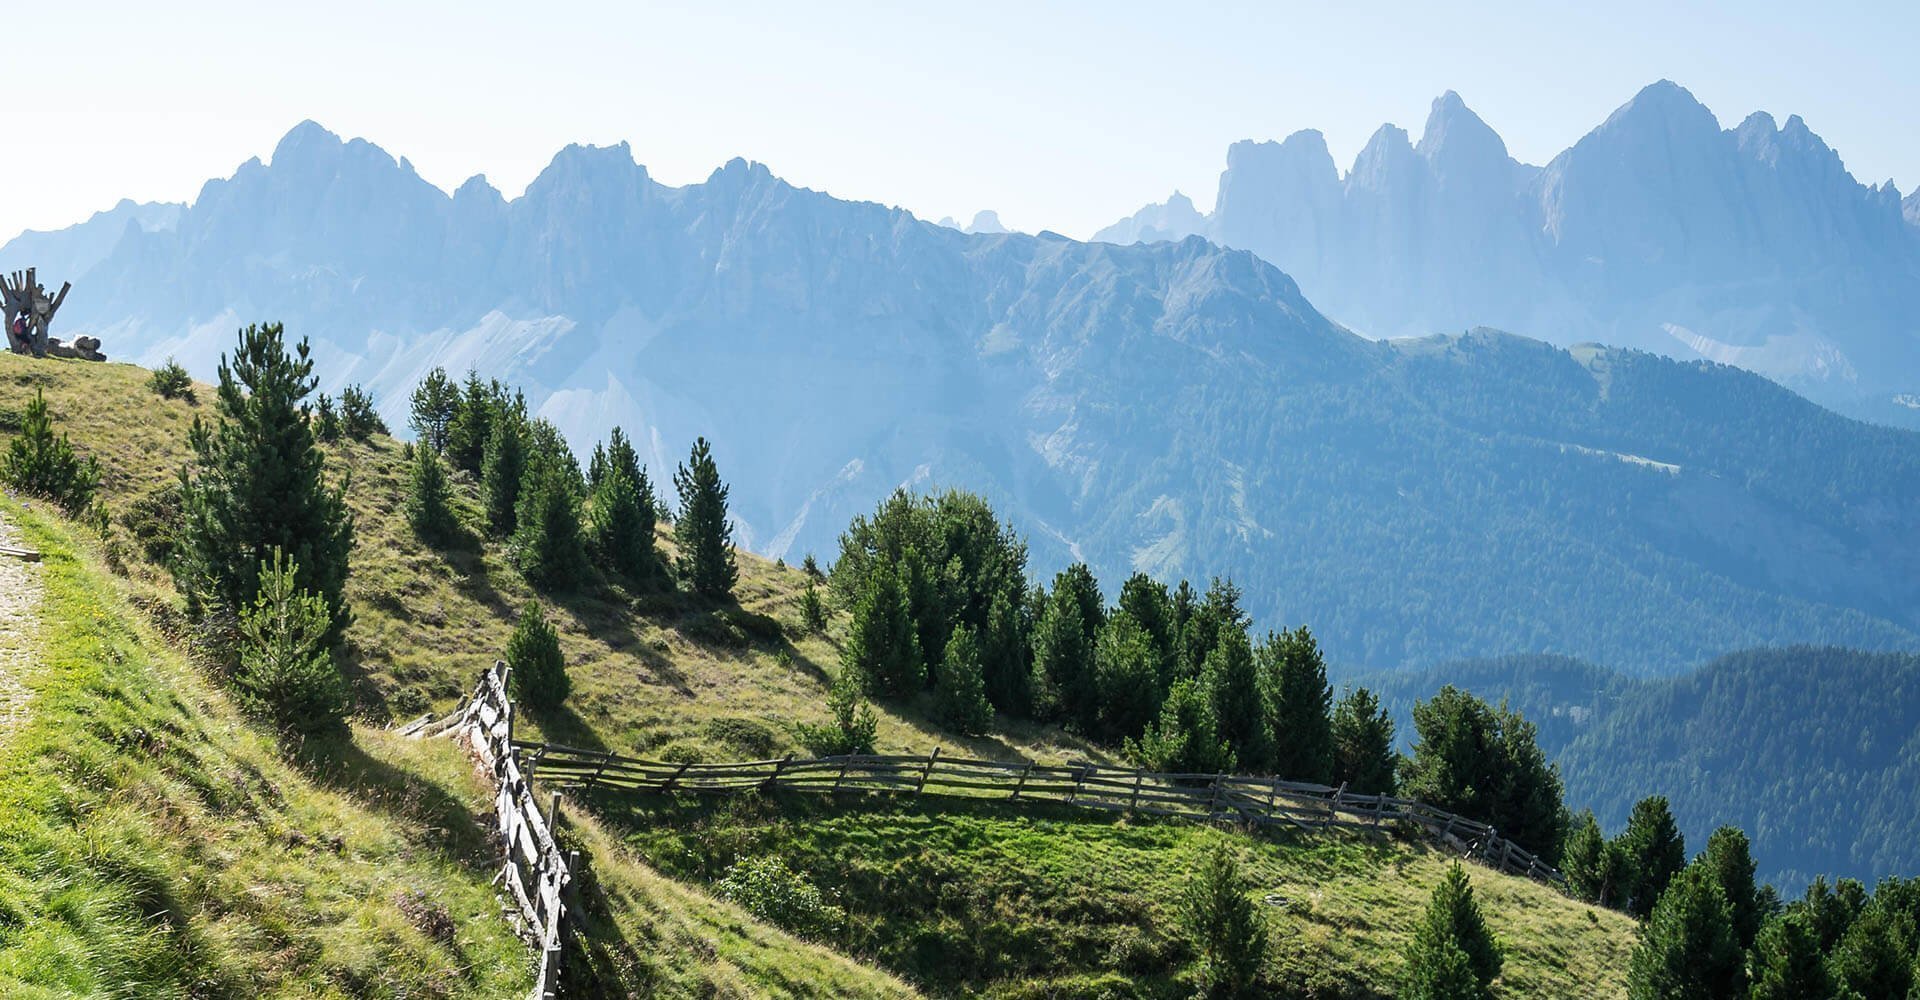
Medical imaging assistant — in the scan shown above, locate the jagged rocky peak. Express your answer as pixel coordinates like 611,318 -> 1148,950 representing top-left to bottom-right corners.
1348,124 -> 1416,189
1595,79 -> 1721,139
1416,90 -> 1510,166
1904,189 -> 1920,227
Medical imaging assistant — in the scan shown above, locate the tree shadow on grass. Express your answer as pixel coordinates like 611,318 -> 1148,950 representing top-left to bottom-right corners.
289,731 -> 499,870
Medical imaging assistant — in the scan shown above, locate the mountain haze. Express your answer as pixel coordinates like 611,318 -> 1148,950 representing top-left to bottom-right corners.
8,121 -> 1920,672
1099,81 -> 1920,425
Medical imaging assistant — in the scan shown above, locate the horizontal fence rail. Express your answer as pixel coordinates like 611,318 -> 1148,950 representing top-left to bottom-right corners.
411,663 -> 578,1000
518,741 -> 1564,886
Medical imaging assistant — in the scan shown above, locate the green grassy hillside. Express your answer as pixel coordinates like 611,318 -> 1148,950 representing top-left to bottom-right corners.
0,354 -> 1640,998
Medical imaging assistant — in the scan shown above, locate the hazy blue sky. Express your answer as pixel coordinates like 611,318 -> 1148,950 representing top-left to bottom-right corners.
5,1 -> 1915,241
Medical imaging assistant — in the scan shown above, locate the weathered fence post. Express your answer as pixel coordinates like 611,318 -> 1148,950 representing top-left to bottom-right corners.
1068,764 -> 1089,805
1129,768 -> 1144,812
1010,761 -> 1034,801
762,754 -> 792,792
916,747 -> 940,796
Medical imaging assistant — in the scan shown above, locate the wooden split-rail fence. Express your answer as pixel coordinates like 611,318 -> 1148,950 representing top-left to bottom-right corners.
409,662 -> 1564,998
403,662 -> 576,1000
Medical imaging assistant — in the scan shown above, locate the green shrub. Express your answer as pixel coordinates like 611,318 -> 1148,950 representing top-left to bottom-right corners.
794,669 -> 878,756
2,388 -> 100,515
713,856 -> 843,940
704,717 -> 783,759
1178,841 -> 1268,998
147,358 -> 195,403
506,601 -> 569,710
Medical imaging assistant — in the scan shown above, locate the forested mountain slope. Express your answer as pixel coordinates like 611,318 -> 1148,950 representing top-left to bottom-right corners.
8,125 -> 1920,673
0,353 -> 1646,999
1346,647 -> 1920,892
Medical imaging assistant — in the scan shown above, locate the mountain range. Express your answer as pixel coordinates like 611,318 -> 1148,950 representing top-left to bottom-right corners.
1098,81 -> 1920,426
5,110 -> 1919,673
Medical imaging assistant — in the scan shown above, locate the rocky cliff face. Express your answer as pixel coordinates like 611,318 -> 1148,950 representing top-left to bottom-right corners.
1102,82 -> 1920,421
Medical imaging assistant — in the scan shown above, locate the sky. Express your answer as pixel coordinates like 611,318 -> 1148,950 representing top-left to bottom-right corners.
3,0 -> 1916,242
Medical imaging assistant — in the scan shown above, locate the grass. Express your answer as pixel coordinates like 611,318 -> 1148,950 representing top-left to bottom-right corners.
0,498 -> 535,998
0,354 -> 1640,998
604,793 -> 1636,999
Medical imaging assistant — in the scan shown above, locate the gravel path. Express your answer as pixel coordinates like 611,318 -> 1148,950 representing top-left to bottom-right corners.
0,511 -> 42,744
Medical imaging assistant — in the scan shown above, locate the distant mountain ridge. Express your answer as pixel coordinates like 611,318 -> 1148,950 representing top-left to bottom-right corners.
1098,81 -> 1920,425
6,121 -> 1919,673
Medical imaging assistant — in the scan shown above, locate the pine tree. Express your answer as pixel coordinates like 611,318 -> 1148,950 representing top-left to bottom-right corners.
1626,866 -> 1744,1000
1400,864 -> 1500,1000
1093,611 -> 1161,742
1030,583 -> 1095,727
148,357 -> 195,402
1563,810 -> 1630,909
1262,626 -> 1333,783
481,411 -> 526,537
1178,841 -> 1267,998
1331,686 -> 1398,794
1620,796 -> 1688,919
1179,578 -> 1248,680
794,668 -> 878,756
1118,572 -> 1178,686
843,561 -> 922,697
1400,686 -> 1567,864
674,436 -> 738,600
934,625 -> 994,735
511,461 -> 589,590
175,323 -> 354,642
588,463 -> 659,583
407,366 -> 458,452
1203,623 -> 1272,773
312,393 -> 341,442
801,552 -> 824,580
405,441 -> 457,544
2,388 -> 100,514
1698,826 -> 1763,950
1399,936 -> 1486,1000
338,383 -> 386,440
980,584 -> 1031,717
1125,676 -> 1235,775
506,601 -> 569,710
1828,900 -> 1916,1000
444,372 -> 496,473
1748,911 -> 1836,1000
234,548 -> 347,734
799,580 -> 828,633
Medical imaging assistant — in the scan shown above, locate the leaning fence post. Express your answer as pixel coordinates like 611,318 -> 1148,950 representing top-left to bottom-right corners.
1129,768 -> 1145,812
916,747 -> 940,796
547,791 -> 562,842
762,754 -> 792,793
1010,761 -> 1034,801
1207,773 -> 1225,818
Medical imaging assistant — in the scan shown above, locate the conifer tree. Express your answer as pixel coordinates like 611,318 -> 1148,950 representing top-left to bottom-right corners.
234,548 -> 347,734
1620,796 -> 1688,919
934,625 -> 994,735
444,371 -> 496,473
337,383 -> 385,440
408,366 -> 458,452
588,463 -> 659,583
1563,810 -> 1631,909
799,579 -> 828,633
1178,842 -> 1267,998
1093,611 -> 1160,742
1748,911 -> 1835,1000
1698,826 -> 1763,951
802,552 -> 824,580
1125,676 -> 1235,775
1262,626 -> 1333,783
312,392 -> 341,442
175,323 -> 354,642
1626,866 -> 1744,1000
511,461 -> 589,590
1828,900 -> 1916,1000
1400,686 -> 1567,864
1179,578 -> 1248,680
1031,583 -> 1095,728
674,436 -> 738,600
1420,864 -> 1503,988
1203,623 -> 1272,773
1398,937 -> 1485,1000
481,410 -> 526,537
843,561 -> 922,697
980,584 -> 1032,717
1118,572 -> 1178,686
1331,686 -> 1398,794
2,388 -> 100,514
405,440 -> 457,545
506,601 -> 569,710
